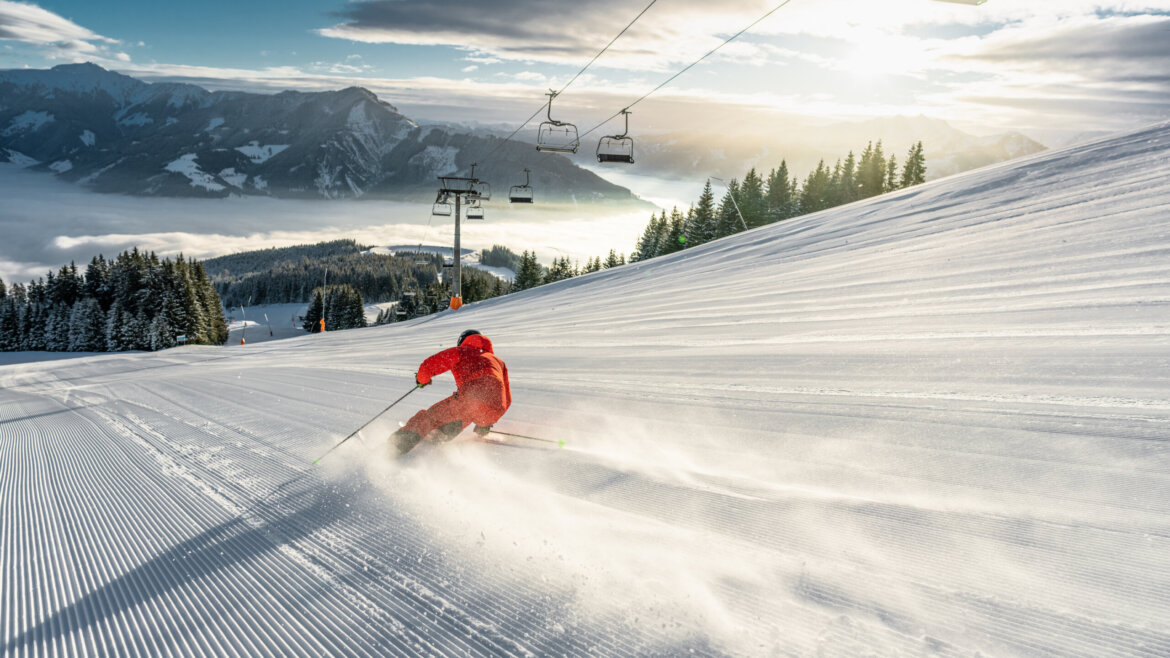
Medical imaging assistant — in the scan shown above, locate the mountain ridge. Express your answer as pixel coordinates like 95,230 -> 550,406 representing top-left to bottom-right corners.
0,63 -> 642,203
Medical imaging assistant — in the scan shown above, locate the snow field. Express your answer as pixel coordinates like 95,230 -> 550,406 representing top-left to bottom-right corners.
1,121 -> 1169,656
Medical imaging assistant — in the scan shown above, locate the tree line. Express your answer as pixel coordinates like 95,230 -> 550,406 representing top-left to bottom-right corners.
632,140 -> 927,261
302,284 -> 367,332
0,249 -> 228,353
508,248 -> 628,292
206,239 -> 442,307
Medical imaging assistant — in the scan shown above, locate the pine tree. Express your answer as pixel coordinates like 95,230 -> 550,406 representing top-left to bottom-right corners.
193,262 -> 228,344
0,276 -> 6,300
662,207 -> 686,256
0,297 -> 17,351
838,152 -> 857,205
45,304 -> 70,351
828,160 -> 843,207
304,289 -> 325,332
684,181 -> 717,247
545,257 -> 576,283
765,162 -> 796,222
68,299 -> 105,352
603,249 -> 623,269
23,285 -> 48,351
105,300 -> 125,351
713,182 -> 743,239
886,154 -> 899,191
343,286 -> 366,329
900,141 -> 927,187
149,313 -> 175,351
857,141 -> 888,199
738,168 -> 767,228
514,251 -> 543,290
120,310 -> 148,351
632,212 -> 663,262
493,277 -> 511,297
800,161 -> 832,214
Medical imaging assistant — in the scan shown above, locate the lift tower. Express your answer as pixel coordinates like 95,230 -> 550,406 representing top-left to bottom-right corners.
434,173 -> 483,309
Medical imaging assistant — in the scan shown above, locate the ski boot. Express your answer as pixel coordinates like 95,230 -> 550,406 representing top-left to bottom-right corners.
433,421 -> 464,442
390,429 -> 423,457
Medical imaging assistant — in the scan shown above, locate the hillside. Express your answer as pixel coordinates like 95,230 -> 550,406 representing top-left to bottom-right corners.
1,121 -> 1168,656
0,63 -> 641,203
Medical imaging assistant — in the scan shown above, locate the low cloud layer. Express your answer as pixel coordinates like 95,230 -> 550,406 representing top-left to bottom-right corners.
0,166 -> 647,284
0,0 -> 125,59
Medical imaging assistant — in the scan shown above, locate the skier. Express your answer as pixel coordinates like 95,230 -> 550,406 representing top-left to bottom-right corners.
390,329 -> 512,456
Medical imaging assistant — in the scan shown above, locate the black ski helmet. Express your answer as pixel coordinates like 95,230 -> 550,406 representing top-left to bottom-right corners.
458,329 -> 482,346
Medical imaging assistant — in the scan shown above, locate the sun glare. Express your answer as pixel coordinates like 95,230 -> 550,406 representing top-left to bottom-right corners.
840,30 -> 925,79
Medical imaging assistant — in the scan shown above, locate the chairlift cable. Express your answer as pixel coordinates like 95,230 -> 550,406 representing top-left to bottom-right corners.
474,0 -> 659,166
554,0 -> 659,97
580,0 -> 797,140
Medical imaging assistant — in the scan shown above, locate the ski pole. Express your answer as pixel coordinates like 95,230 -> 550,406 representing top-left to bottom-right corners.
312,384 -> 420,464
487,430 -> 566,448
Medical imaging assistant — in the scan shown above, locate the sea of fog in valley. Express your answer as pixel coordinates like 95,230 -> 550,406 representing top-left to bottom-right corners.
0,165 -> 691,283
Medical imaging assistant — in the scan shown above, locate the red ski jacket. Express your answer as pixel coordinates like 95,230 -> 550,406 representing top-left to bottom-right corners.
416,334 -> 512,415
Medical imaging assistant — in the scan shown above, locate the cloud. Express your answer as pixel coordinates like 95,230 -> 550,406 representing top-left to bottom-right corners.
0,167 -> 647,282
461,64 -> 478,73
917,14 -> 1170,132
950,14 -> 1170,79
0,0 -> 118,56
317,0 -> 783,71
309,59 -> 374,74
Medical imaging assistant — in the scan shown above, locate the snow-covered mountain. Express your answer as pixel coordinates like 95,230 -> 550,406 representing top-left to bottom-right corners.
0,63 -> 640,203
2,121 -> 1168,656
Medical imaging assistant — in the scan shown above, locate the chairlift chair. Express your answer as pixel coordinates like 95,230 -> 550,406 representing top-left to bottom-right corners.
432,196 -> 452,216
596,109 -> 634,164
509,168 -> 534,204
471,181 -> 492,201
467,163 -> 491,201
536,90 -> 579,154
466,203 -> 485,220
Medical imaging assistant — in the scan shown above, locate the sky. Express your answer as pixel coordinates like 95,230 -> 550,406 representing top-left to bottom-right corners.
1,0 -> 1169,141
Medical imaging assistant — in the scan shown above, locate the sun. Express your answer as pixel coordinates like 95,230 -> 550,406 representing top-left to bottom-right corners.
839,29 -> 926,79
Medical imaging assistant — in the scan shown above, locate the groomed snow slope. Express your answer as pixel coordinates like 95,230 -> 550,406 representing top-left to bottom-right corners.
3,122 -> 1170,657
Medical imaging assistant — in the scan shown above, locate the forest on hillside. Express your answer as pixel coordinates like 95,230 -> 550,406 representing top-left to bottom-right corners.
631,140 -> 927,261
206,240 -> 444,307
0,250 -> 227,353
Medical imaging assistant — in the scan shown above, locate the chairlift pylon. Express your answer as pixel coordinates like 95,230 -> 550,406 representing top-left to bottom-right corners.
509,168 -> 534,204
536,90 -> 579,154
596,108 -> 634,164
